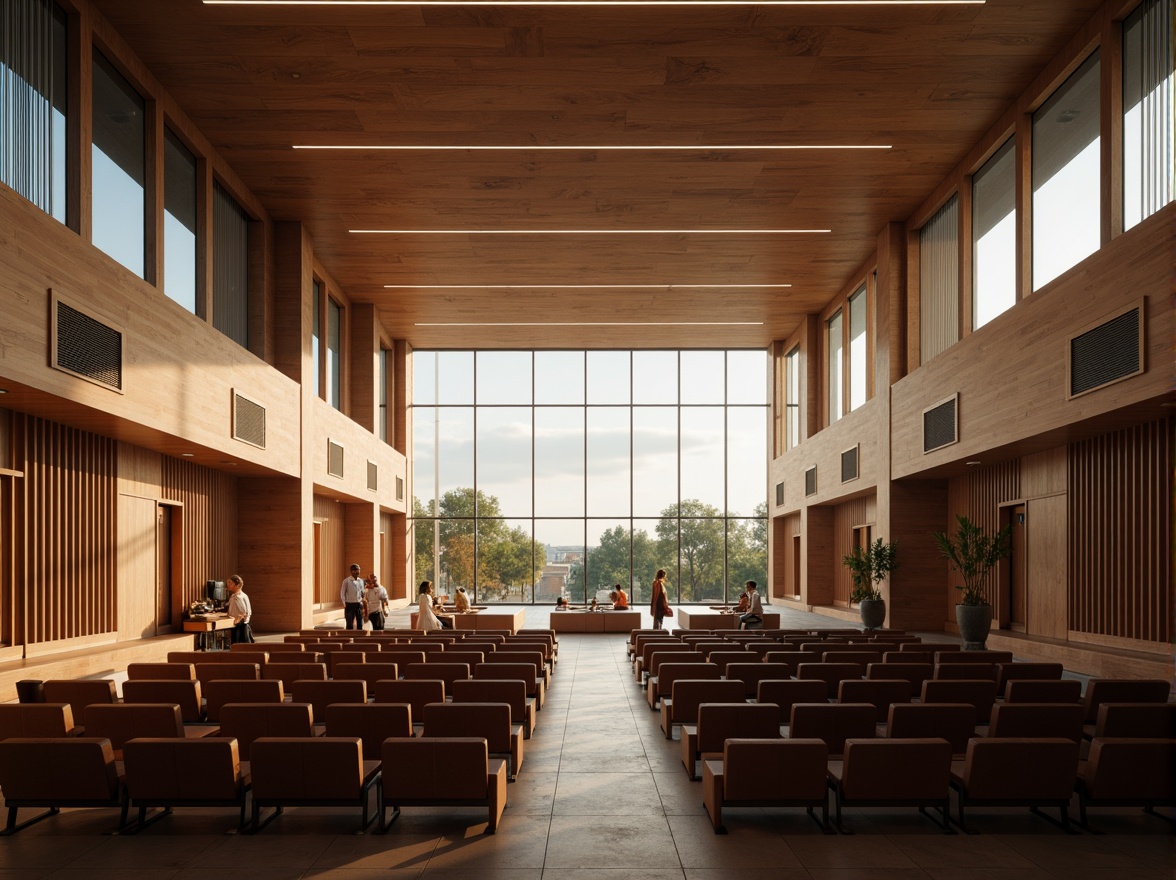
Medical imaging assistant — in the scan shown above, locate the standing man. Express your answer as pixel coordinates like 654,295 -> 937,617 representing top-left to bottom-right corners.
226,574 -> 253,643
341,563 -> 366,630
738,581 -> 763,630
363,573 -> 389,631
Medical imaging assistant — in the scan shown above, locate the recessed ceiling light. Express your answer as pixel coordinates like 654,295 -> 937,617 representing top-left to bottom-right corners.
415,321 -> 764,326
220,460 -> 238,466
0,389 -> 7,394
296,144 -> 890,151
354,228 -> 829,235
181,453 -> 196,457
966,460 -> 982,466
385,283 -> 792,289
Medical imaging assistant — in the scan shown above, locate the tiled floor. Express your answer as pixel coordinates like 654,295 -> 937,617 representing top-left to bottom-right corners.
4,606 -> 1172,880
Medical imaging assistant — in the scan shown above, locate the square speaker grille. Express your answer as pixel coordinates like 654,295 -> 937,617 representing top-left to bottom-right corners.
327,440 -> 344,478
923,396 -> 958,453
841,446 -> 859,482
55,301 -> 121,389
1070,307 -> 1141,397
232,393 -> 266,448
805,466 -> 817,497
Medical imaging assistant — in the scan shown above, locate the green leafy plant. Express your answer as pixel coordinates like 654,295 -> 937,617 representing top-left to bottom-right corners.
842,538 -> 899,604
931,514 -> 1012,606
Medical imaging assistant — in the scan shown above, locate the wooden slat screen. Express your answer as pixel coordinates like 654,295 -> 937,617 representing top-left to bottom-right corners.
20,413 -> 117,644
161,457 -> 238,608
919,195 -> 959,365
831,495 -> 875,607
947,461 -> 1020,609
314,494 -> 345,605
1069,418 -> 1170,643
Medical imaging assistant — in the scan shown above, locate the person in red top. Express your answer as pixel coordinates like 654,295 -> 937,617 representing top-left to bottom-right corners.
612,583 -> 629,610
649,569 -> 670,629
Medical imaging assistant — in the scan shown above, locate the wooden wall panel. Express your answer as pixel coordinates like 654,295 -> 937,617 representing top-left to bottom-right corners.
1026,493 -> 1067,639
345,501 -> 376,581
313,494 -> 345,606
161,457 -> 238,609
1021,446 -> 1067,498
237,475 -> 306,633
117,494 -> 157,640
831,496 -> 875,606
947,461 -> 1020,610
804,506 -> 835,608
118,442 -> 162,498
1069,418 -> 1170,644
888,479 -> 950,631
19,413 -> 117,645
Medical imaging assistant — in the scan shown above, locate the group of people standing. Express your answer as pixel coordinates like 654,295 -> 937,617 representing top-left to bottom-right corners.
340,564 -> 390,630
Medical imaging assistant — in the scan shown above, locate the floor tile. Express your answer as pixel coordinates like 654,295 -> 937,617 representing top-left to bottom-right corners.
544,817 -> 681,869
667,814 -> 801,869
554,772 -> 664,815
424,814 -> 550,870
786,835 -> 922,869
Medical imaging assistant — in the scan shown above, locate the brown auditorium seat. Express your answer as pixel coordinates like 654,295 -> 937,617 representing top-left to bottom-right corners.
837,678 -> 913,723
0,703 -> 78,740
724,663 -> 792,701
373,679 -> 446,723
796,663 -> 865,699
324,703 -> 413,760
267,651 -> 324,665
935,650 -> 1013,665
380,737 -> 506,833
126,663 -> 195,681
0,737 -> 128,833
995,662 -> 1064,693
1003,679 -> 1083,704
326,651 -> 367,679
333,662 -> 400,693
703,738 -> 831,834
886,702 -> 976,756
920,679 -> 998,726
757,679 -> 829,724
761,651 -> 822,675
290,680 -> 367,723
1089,703 -> 1176,740
40,680 -> 117,725
262,662 -> 328,690
217,703 -> 315,761
194,662 -> 260,688
789,703 -> 876,757
933,662 -> 998,682
121,680 -> 204,723
249,737 -> 381,833
83,703 -> 213,756
950,737 -> 1079,833
369,648 -> 426,667
661,679 -> 746,739
406,662 -> 471,692
422,701 -> 523,780
204,679 -> 285,723
1075,738 -> 1176,829
827,737 -> 954,833
122,737 -> 250,831
473,663 -> 545,710
649,662 -> 720,710
987,702 -> 1084,742
451,678 -> 535,739
1080,679 -> 1171,724
682,702 -> 783,780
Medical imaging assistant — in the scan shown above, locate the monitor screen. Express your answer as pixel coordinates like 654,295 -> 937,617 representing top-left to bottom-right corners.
206,580 -> 227,602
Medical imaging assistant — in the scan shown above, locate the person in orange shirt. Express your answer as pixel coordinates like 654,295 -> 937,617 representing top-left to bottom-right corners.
612,583 -> 629,610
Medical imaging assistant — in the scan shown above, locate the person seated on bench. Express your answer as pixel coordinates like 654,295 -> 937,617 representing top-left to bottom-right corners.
739,581 -> 762,630
612,584 -> 629,610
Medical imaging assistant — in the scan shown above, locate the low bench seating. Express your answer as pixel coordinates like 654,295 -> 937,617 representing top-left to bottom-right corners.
648,662 -> 719,710
262,662 -> 328,690
324,703 -> 413,760
126,663 -> 195,681
1080,679 -> 1172,725
217,703 -> 315,760
122,737 -> 250,831
0,737 -> 128,834
1087,702 -> 1176,740
121,681 -> 204,723
682,702 -> 783,780
290,680 -> 367,724
702,738 -> 831,834
83,703 -> 215,756
1075,737 -> 1176,829
827,738 -> 954,834
921,679 -> 998,726
987,703 -> 1084,742
837,679 -> 913,723
451,679 -> 535,739
724,663 -> 792,701
204,679 -> 285,723
380,737 -> 506,833
789,703 -> 876,757
474,663 -> 545,710
661,679 -> 746,739
422,701 -> 523,780
333,662 -> 400,692
1004,679 -> 1082,703
886,703 -> 976,756
194,662 -> 260,688
41,680 -> 117,727
249,736 -> 381,833
949,737 -> 1079,833
0,703 -> 78,739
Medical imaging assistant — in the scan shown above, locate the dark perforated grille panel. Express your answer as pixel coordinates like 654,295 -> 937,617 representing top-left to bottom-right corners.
396,476 -> 405,501
367,460 -> 378,491
923,397 -> 957,452
775,482 -> 784,507
327,440 -> 344,478
56,302 -> 121,389
233,394 -> 266,448
1070,308 -> 1140,396
805,466 -> 817,497
841,447 -> 859,482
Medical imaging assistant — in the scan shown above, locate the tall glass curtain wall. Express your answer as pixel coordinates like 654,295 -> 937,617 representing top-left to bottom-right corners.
0,0 -> 65,222
212,181 -> 249,348
1123,0 -> 1174,230
412,351 -> 769,606
163,129 -> 197,313
91,49 -> 145,278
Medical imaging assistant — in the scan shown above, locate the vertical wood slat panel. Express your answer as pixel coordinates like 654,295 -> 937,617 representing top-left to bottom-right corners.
1069,418 -> 1170,643
947,460 -> 1019,610
314,494 -> 345,605
161,457 -> 238,608
831,496 -> 874,606
17,411 -> 116,645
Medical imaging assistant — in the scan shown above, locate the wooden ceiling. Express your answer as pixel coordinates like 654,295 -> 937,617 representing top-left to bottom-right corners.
93,0 -> 1104,349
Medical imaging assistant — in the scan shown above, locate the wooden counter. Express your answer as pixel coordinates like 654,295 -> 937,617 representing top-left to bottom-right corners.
551,610 -> 642,632
675,609 -> 782,630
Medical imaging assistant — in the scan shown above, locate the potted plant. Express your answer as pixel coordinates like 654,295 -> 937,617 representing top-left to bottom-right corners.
842,538 -> 899,631
931,514 -> 1012,649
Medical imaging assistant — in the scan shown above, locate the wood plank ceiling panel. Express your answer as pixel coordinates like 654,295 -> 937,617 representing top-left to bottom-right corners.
92,0 -> 1104,349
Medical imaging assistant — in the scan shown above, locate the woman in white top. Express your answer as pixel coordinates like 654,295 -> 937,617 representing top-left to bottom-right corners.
417,580 -> 451,631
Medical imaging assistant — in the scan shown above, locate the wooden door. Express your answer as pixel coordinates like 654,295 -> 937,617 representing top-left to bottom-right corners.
1007,504 -> 1027,630
1026,495 -> 1067,639
118,495 -> 157,640
156,505 -> 173,630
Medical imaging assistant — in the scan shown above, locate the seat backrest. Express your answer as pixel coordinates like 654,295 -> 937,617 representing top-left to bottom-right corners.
1003,679 -> 1083,704
1081,679 -> 1172,722
122,737 -> 243,802
934,662 -> 998,681
638,640 -> 683,669
668,679 -> 746,724
723,738 -> 828,801
648,652 -> 704,679
935,650 -> 1013,665
262,662 -> 328,689
440,651 -> 487,669
250,737 -> 365,800
126,663 -> 195,681
405,662 -> 470,689
789,702 -> 877,756
839,738 -> 953,800
901,642 -> 959,654
327,651 -> 368,677
371,648 -> 426,666
373,679 -> 446,718
324,703 -> 413,759
382,737 -> 489,800
333,662 -> 400,691
707,650 -> 752,671
920,679 -> 998,724
1081,738 -> 1176,800
867,662 -> 934,689
41,679 -> 117,720
823,650 -> 884,666
217,703 -> 315,759
1094,702 -> 1176,738
724,663 -> 791,699
204,679 -> 285,722
655,663 -> 720,697
84,703 -> 184,750
194,662 -> 260,687
995,662 -> 1064,691
0,737 -> 121,802
886,702 -> 976,754
988,702 -> 1085,742
422,701 -> 512,752
837,678 -> 913,722
121,680 -> 204,722
795,662 -> 865,698
884,650 -> 934,665
267,651 -> 324,665
696,702 -> 783,752
290,679 -> 368,719
450,679 -> 527,723
957,737 -> 1078,800
0,703 -> 76,739
756,679 -> 828,717
473,663 -> 539,696
760,651 -> 821,675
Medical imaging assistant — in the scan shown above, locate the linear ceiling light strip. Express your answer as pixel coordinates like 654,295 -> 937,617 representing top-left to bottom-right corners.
352,228 -> 830,234
384,283 -> 793,288
294,144 -> 892,151
415,321 -> 765,326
